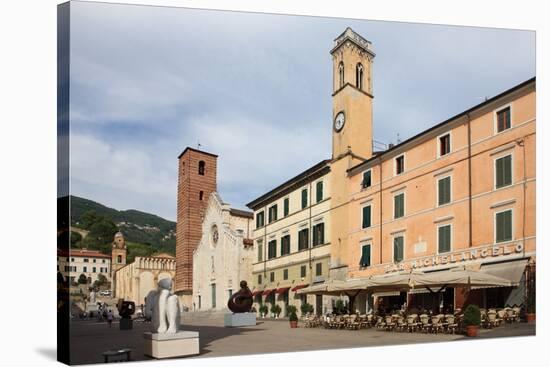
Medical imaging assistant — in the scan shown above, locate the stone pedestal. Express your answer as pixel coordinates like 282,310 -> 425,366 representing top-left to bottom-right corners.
224,312 -> 257,327
120,318 -> 133,330
143,331 -> 199,359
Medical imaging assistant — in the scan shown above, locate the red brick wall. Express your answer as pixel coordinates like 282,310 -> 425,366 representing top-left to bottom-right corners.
175,149 -> 217,293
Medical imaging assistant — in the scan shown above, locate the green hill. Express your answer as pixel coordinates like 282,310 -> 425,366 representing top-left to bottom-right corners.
70,195 -> 176,254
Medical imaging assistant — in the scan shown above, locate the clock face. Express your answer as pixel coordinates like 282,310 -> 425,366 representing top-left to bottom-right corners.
334,111 -> 345,132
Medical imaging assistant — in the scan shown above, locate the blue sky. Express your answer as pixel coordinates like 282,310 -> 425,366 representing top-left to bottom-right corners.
68,1 -> 535,221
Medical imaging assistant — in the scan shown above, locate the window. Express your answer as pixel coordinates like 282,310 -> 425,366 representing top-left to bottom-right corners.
301,188 -> 308,209
211,284 -> 216,308
312,223 -> 325,246
92,267 -> 96,273
316,181 -> 324,203
198,295 -> 201,309
439,133 -> 451,156
268,240 -> 277,259
283,198 -> 289,217
315,263 -> 322,276
496,106 -> 511,133
117,255 -> 122,263
83,266 -> 87,273
256,211 -> 265,228
362,170 -> 372,189
300,265 -> 306,278
268,205 -> 278,223
281,235 -> 291,256
495,154 -> 512,189
393,236 -> 404,263
359,243 -> 371,268
438,176 -> 451,206
338,62 -> 344,88
356,63 -> 363,90
438,224 -> 452,253
395,155 -> 405,175
71,258 -> 74,262
496,209 -> 513,243
257,242 -> 263,262
198,160 -> 205,175
199,190 -> 204,200
93,259 -> 96,263
270,272 -> 275,282
362,205 -> 372,229
102,259 -> 106,263
394,193 -> 405,219
258,274 -> 262,284
283,269 -> 288,280
83,258 -> 89,263
298,228 -> 309,250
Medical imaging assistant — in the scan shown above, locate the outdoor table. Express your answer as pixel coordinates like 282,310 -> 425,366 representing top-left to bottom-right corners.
102,348 -> 131,363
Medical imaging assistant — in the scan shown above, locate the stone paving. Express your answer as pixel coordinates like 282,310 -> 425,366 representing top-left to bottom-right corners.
68,312 -> 536,365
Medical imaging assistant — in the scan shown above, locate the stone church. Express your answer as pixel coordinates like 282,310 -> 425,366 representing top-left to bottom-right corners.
192,192 -> 255,311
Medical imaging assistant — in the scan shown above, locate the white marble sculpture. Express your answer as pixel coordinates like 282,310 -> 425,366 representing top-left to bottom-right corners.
144,278 -> 181,334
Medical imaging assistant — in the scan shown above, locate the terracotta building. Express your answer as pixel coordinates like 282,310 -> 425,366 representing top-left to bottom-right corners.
175,147 -> 218,308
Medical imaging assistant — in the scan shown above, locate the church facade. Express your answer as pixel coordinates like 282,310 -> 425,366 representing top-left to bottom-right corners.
192,193 -> 254,311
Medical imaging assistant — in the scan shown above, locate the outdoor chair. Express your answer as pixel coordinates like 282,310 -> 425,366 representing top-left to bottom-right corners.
497,309 -> 506,323
366,314 -> 375,328
395,315 -> 406,332
419,314 -> 431,333
375,316 -> 386,330
512,307 -> 521,322
358,314 -> 368,329
487,310 -> 499,328
384,315 -> 396,331
431,315 -> 444,334
406,314 -> 419,333
506,308 -> 517,323
347,314 -> 360,330
444,315 -> 458,334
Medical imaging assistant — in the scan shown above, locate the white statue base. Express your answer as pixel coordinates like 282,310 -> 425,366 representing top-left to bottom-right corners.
143,331 -> 199,359
224,312 -> 256,327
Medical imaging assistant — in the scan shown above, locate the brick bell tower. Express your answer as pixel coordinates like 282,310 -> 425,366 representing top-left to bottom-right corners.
175,147 -> 217,307
111,231 -> 127,297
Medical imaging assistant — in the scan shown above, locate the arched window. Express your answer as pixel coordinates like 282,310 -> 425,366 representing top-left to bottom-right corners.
198,160 -> 205,175
199,190 -> 204,201
338,62 -> 345,88
117,255 -> 122,263
356,63 -> 364,90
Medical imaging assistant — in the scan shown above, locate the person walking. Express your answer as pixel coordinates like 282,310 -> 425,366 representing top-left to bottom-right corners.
107,309 -> 113,328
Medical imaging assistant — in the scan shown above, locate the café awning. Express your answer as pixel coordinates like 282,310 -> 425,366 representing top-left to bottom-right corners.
251,290 -> 263,296
417,268 -> 513,288
479,259 -> 528,286
262,289 -> 275,296
291,284 -> 309,292
275,287 -> 290,294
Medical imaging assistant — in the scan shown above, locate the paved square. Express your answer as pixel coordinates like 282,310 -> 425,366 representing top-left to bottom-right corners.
69,313 -> 535,365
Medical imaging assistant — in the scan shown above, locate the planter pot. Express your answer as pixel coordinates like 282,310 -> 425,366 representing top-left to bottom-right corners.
466,325 -> 479,337
526,313 -> 536,323
290,321 -> 298,328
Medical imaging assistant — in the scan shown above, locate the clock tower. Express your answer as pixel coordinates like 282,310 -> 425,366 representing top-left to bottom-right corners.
329,28 -> 375,280
331,27 -> 375,160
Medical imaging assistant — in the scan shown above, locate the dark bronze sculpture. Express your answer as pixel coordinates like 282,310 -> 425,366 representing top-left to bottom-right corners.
227,280 -> 253,313
117,299 -> 136,319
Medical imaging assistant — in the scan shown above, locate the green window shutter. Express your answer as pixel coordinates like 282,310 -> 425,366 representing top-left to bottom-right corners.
503,155 -> 512,186
438,225 -> 451,253
312,225 -> 318,246
394,194 -> 404,218
316,263 -> 322,276
362,206 -> 371,228
301,265 -> 306,277
301,189 -> 308,209
284,198 -> 289,216
360,244 -> 371,267
438,177 -> 451,205
362,171 -> 371,188
496,211 -> 512,242
258,243 -> 263,262
316,181 -> 323,202
496,157 -> 504,188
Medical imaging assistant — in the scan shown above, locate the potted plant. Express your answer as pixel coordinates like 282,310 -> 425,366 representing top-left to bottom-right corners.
259,304 -> 268,318
301,302 -> 313,316
463,304 -> 481,337
288,305 -> 298,328
271,304 -> 282,318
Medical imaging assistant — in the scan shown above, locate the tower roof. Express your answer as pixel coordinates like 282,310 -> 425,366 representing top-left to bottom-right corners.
177,146 -> 218,159
331,27 -> 375,57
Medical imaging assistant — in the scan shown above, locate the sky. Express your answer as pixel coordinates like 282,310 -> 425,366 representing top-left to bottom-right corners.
67,1 -> 535,221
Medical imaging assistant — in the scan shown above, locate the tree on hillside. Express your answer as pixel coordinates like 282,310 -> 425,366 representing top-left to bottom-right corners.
70,231 -> 82,247
81,210 -> 101,230
81,217 -> 118,254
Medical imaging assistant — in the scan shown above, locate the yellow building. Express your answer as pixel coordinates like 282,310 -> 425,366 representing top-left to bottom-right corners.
247,161 -> 333,315
114,253 -> 176,306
